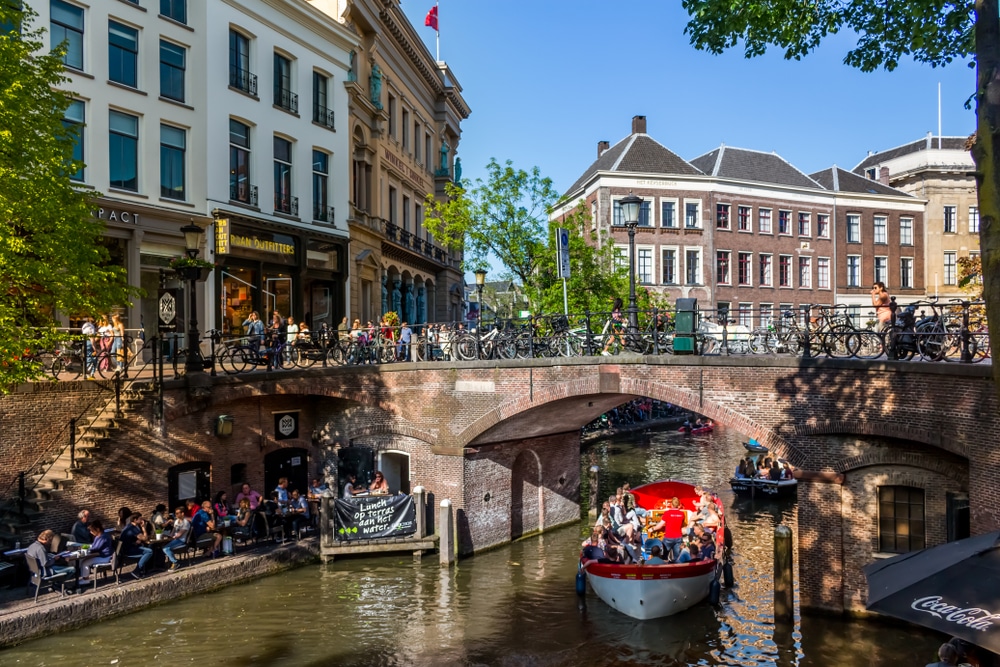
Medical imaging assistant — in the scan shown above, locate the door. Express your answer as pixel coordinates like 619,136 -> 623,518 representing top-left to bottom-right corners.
263,447 -> 309,497
378,451 -> 410,495
168,461 -> 212,511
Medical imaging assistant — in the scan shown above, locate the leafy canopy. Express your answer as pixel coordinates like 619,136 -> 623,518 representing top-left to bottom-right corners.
0,4 -> 135,390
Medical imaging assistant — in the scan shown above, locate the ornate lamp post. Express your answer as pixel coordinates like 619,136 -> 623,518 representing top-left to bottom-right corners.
619,192 -> 643,338
180,223 -> 206,374
474,269 -> 487,332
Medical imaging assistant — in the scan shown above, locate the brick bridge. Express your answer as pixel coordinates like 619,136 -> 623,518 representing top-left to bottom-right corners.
6,355 -> 997,614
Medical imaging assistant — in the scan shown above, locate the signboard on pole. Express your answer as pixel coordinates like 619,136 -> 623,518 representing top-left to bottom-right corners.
334,494 -> 417,541
556,227 -> 571,279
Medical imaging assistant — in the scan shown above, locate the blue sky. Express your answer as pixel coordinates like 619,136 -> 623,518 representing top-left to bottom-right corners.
401,0 -> 977,196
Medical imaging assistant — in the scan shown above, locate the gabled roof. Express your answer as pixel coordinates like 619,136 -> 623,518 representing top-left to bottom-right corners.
809,166 -> 914,198
852,137 -> 969,173
563,134 -> 701,197
689,145 -> 822,189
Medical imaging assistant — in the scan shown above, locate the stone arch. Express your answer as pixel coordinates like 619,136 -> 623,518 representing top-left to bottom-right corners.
792,420 -> 969,458
835,448 -> 968,485
511,448 -> 542,539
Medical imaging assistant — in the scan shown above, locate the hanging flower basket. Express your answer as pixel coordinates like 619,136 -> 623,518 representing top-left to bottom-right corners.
170,257 -> 215,282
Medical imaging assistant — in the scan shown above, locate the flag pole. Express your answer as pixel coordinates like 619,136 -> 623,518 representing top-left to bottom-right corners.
435,1 -> 440,61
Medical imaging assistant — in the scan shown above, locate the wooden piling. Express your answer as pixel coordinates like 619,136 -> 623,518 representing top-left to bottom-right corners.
588,465 -> 600,518
439,499 -> 455,567
774,525 -> 794,623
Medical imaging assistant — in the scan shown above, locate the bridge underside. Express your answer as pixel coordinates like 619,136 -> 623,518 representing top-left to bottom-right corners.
468,394 -> 637,446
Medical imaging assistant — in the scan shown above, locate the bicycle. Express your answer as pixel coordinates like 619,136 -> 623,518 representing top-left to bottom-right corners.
217,334 -> 290,374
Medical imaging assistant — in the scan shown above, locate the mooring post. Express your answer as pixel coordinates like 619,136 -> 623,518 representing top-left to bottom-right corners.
438,499 -> 455,567
774,524 -> 794,623
320,491 -> 334,549
413,486 -> 426,538
588,465 -> 600,518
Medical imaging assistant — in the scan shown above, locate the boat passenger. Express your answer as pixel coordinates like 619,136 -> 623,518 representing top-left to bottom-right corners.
769,461 -> 782,481
699,533 -> 716,560
678,541 -> 697,563
736,460 -> 749,478
643,545 -> 666,565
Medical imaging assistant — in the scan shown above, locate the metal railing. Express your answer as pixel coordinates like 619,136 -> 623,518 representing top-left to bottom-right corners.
230,183 -> 258,207
274,87 -> 298,114
313,103 -> 334,129
229,66 -> 257,96
275,194 -> 298,216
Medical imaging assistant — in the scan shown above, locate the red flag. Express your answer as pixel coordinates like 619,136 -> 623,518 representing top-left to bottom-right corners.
424,5 -> 438,31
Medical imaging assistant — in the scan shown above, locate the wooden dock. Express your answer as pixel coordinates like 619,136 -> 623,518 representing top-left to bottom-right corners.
319,534 -> 439,562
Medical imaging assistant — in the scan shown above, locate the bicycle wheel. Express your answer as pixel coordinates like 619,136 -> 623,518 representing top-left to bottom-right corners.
219,348 -> 249,374
915,321 -> 947,361
747,328 -> 769,354
822,325 -> 854,358
885,326 -> 914,360
94,351 -> 119,378
698,334 -> 717,355
847,330 -> 884,360
51,355 -> 83,380
453,334 -> 478,361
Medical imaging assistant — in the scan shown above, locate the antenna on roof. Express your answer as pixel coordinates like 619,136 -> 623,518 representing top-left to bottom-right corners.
937,82 -> 942,150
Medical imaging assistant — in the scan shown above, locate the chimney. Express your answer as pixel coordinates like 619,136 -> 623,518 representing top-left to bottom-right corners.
597,140 -> 610,158
879,166 -> 890,185
631,115 -> 646,135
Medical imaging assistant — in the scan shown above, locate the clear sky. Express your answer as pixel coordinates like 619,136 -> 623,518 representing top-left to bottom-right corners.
400,0 -> 977,196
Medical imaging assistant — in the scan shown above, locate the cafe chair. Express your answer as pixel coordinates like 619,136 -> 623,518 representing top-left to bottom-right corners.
256,511 -> 285,544
193,532 -> 217,558
113,542 -> 143,584
25,555 -> 73,603
89,542 -> 118,591
48,534 -> 63,554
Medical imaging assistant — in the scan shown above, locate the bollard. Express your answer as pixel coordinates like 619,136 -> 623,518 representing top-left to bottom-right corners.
413,486 -> 426,538
320,492 -> 334,548
438,499 -> 455,566
774,525 -> 794,623
588,466 -> 600,518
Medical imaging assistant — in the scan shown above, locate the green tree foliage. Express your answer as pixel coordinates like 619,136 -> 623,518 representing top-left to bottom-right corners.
682,0 -> 1000,394
0,5 -> 135,390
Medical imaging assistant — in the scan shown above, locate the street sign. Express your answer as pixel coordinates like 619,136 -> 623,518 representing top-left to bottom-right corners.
556,227 -> 571,278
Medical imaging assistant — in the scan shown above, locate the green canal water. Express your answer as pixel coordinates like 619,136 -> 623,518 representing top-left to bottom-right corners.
2,424 -> 943,666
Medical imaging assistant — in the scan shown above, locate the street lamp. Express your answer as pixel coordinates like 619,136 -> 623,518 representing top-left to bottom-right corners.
180,222 -> 205,374
619,192 -> 643,338
474,269 -> 487,332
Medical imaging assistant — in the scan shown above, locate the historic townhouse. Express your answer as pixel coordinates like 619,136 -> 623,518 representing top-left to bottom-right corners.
553,116 -> 925,327
853,136 -> 977,302
331,0 -> 470,325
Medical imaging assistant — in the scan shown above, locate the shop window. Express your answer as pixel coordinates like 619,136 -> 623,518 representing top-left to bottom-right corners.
878,486 -> 925,553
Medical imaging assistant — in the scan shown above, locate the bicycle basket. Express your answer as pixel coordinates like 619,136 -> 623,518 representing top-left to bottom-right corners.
551,315 -> 569,333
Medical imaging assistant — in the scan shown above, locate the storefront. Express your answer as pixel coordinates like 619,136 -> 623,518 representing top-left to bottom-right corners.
214,216 -> 346,336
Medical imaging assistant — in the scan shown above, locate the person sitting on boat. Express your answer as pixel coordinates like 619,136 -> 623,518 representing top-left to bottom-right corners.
735,459 -> 749,478
643,544 -> 666,565
620,482 -> 637,513
698,532 -> 717,561
768,460 -> 782,481
677,540 -> 698,563
595,502 -> 611,529
694,418 -> 703,428
700,505 -> 721,532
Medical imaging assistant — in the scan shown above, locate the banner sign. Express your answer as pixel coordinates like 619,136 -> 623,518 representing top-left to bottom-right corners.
157,288 -> 178,331
556,227 -> 571,279
273,411 -> 299,440
334,494 -> 416,542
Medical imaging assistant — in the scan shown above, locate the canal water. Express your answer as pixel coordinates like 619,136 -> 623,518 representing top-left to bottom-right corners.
3,425 -> 944,666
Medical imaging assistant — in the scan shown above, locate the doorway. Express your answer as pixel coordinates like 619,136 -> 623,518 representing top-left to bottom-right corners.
167,461 -> 212,511
263,447 -> 309,497
378,451 -> 410,495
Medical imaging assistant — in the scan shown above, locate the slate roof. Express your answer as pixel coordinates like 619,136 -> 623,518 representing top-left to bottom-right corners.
852,137 -> 969,174
689,145 -> 822,189
809,167 -> 914,198
563,134 -> 702,197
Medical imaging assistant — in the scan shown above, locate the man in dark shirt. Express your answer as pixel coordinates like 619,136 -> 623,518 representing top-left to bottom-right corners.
699,533 -> 716,561
70,509 -> 91,543
26,530 -> 74,579
192,501 -> 223,557
120,513 -> 153,578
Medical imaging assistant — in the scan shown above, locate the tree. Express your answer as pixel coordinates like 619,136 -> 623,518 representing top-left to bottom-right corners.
424,158 -> 556,293
0,5 -> 135,390
682,0 -> 1000,394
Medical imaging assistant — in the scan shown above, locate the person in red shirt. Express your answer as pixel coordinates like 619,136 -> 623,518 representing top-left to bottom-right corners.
649,497 -> 687,561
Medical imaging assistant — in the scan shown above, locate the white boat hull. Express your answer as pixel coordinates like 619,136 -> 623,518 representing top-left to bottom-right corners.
585,562 -> 717,620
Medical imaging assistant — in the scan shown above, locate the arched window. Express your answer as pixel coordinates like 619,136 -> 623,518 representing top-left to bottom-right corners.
878,486 -> 925,553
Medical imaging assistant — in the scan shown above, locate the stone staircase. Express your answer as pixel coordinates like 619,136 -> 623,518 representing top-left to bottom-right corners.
0,382 -> 155,547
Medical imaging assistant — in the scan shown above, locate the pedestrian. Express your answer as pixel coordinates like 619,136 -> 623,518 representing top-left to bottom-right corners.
602,297 -> 625,355
242,311 -> 264,351
871,281 -> 892,331
397,321 -> 412,360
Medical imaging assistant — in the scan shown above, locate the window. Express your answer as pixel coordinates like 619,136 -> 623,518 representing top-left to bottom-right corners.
388,186 -> 397,224
612,200 -> 622,226
684,201 -> 700,228
313,72 -> 334,129
778,210 -> 791,235
900,217 -> 913,245
738,303 -> 753,328
738,206 -> 751,231
274,53 -> 297,113
778,255 -> 792,287
685,249 -> 701,284
312,150 -> 329,222
900,258 -> 913,289
638,201 -> 651,227
847,255 -> 861,287
387,95 -> 396,138
159,40 -> 185,102
716,251 -> 731,285
228,30 -> 255,95
401,109 -> 409,150
661,248 -> 677,284
417,203 -> 425,239
759,303 -> 773,328
970,206 -> 980,233
51,0 -> 84,70
874,215 -> 887,244
414,122 -> 421,163
817,257 -> 830,290
638,248 -> 653,284
758,208 -> 772,234
874,256 -> 888,285
798,212 -> 811,236
613,245 -> 628,271
944,205 -> 957,233
161,0 -> 187,24
62,99 -> 85,181
944,251 -> 957,285
738,252 -> 752,286
798,257 -> 811,289
817,213 -> 830,239
159,124 -> 185,200
402,195 -> 411,232
661,200 -> 677,228
759,254 -> 772,287
229,119 -> 252,203
109,110 -> 138,191
716,203 -> 730,229
424,133 -> 432,170
847,214 -> 861,243
273,136 -> 293,214
878,486 -> 925,554
109,20 -> 138,88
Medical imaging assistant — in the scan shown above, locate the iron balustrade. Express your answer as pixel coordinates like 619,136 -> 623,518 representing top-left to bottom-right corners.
313,204 -> 335,224
230,183 -> 258,206
229,66 -> 257,96
274,194 -> 298,216
313,104 -> 335,129
274,87 -> 298,114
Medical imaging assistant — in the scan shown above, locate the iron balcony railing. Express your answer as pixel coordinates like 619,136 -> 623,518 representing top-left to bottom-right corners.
275,194 -> 298,216
230,183 -> 258,207
313,104 -> 335,129
229,66 -> 257,96
314,204 -> 335,224
274,87 -> 298,114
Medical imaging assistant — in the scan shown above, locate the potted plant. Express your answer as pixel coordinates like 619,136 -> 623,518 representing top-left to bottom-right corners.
170,256 -> 215,282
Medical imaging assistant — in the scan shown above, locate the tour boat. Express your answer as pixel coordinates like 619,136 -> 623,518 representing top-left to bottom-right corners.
730,450 -> 797,499
581,479 -> 722,620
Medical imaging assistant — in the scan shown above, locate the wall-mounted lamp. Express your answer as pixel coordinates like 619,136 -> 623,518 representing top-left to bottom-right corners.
215,415 -> 234,437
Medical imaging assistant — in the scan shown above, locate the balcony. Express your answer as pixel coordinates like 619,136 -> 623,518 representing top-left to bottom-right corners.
230,183 -> 258,207
383,220 -> 451,267
275,194 -> 298,216
229,66 -> 257,96
274,87 -> 298,114
313,104 -> 335,129
313,204 -> 335,224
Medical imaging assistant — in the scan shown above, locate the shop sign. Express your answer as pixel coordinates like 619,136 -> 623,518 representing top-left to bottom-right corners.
157,289 -> 178,331
274,411 -> 299,440
383,147 -> 429,191
94,207 -> 140,225
215,218 -> 230,255
230,232 -> 295,256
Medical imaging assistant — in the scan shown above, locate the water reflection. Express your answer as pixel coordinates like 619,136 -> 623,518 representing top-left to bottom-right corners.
2,426 -> 945,666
